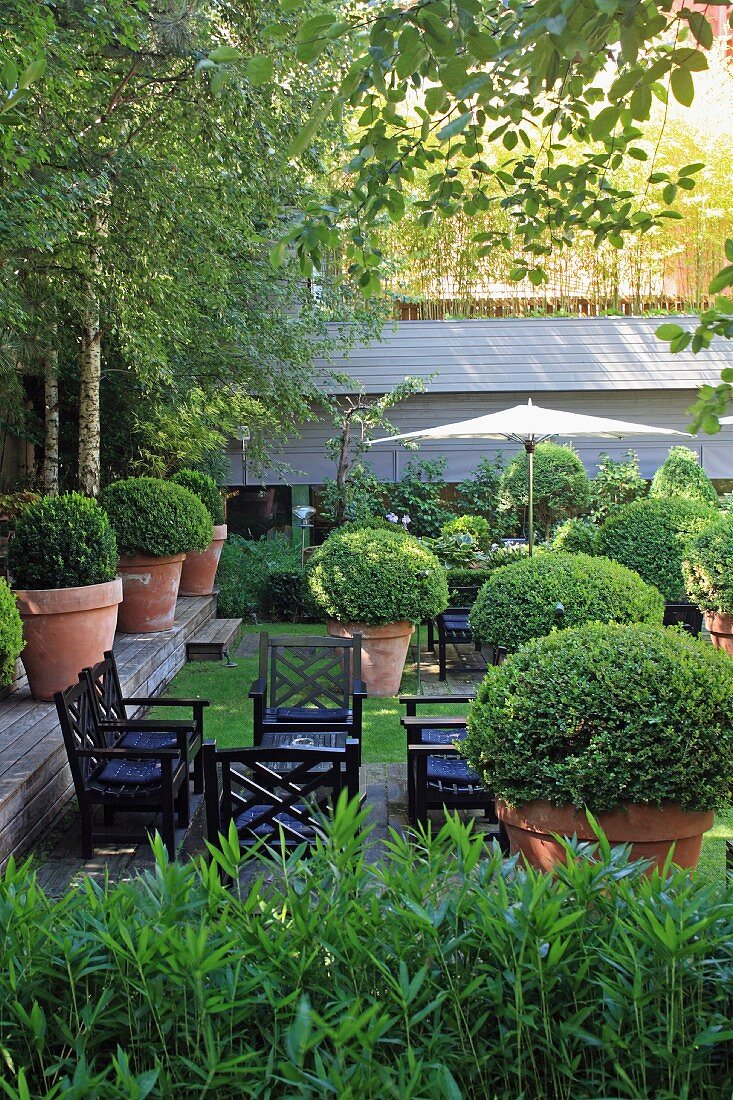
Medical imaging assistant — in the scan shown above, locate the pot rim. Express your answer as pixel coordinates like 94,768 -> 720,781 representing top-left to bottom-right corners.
117,552 -> 187,567
13,576 -> 123,615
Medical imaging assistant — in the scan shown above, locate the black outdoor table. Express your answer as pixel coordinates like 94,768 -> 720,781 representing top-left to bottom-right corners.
259,729 -> 348,775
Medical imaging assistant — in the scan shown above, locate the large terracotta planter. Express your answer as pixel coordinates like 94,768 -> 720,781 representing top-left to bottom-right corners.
328,619 -> 414,697
179,524 -> 227,596
704,610 -> 733,656
13,578 -> 123,701
117,553 -> 185,633
498,799 -> 714,874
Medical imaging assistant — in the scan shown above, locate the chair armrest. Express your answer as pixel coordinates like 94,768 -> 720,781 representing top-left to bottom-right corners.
399,693 -> 474,708
401,715 -> 468,731
124,696 -> 209,708
100,719 -> 195,733
249,678 -> 266,699
76,745 -> 182,760
406,742 -> 463,755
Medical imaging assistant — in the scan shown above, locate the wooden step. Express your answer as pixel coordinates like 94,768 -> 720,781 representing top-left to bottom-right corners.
186,618 -> 242,662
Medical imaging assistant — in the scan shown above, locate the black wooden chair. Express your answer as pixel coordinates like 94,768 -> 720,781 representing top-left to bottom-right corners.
249,633 -> 366,760
399,694 -> 508,851
203,737 -> 360,858
54,678 -> 189,860
425,586 -> 485,681
663,602 -> 703,637
83,650 -> 206,795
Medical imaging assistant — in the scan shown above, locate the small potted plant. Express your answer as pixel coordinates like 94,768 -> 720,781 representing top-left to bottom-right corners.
683,515 -> 733,655
170,470 -> 227,596
0,577 -> 24,699
8,494 -> 121,700
100,477 -> 211,633
465,622 -> 733,872
308,526 -> 448,696
469,551 -> 664,653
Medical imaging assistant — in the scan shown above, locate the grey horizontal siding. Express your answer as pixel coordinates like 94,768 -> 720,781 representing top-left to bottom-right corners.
228,389 -> 733,485
314,317 -> 731,393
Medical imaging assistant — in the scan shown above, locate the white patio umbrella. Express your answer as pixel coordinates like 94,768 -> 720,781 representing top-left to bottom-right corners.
369,399 -> 688,554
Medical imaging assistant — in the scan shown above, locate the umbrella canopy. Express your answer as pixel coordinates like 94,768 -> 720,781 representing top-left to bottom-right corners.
369,399 -> 688,553
719,415 -> 733,425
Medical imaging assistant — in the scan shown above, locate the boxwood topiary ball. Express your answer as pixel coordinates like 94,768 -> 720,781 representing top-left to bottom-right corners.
308,527 -> 448,625
170,469 -> 225,526
598,498 -> 717,602
468,551 -> 664,652
100,477 -> 211,558
0,578 -> 23,685
8,493 -> 118,590
683,514 -> 733,615
465,622 -> 733,813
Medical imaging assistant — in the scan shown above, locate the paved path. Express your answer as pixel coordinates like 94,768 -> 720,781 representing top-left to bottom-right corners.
32,637 -> 490,895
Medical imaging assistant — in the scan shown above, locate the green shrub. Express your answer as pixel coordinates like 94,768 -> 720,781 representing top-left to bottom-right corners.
308,527 -> 448,624
441,514 -> 492,551
455,454 -> 505,534
589,449 -> 646,522
469,551 -> 664,652
598,497 -> 717,601
552,517 -> 599,555
499,442 -> 591,538
1,810 -> 733,1098
8,493 -> 118,590
683,514 -> 733,614
100,477 -> 211,558
265,561 -> 318,621
319,462 -> 386,526
466,622 -> 733,812
0,579 -> 23,685
216,534 -> 302,620
170,468 -> 225,525
445,545 -> 531,601
389,457 -> 453,537
650,445 -> 718,506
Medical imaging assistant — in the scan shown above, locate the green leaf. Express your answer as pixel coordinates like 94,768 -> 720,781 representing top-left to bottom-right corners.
208,45 -> 240,63
246,56 -> 274,86
287,96 -> 334,157
725,240 -> 733,263
17,59 -> 46,91
709,266 -> 733,294
670,68 -> 694,107
684,10 -> 714,48
437,111 -> 473,142
296,13 -> 336,43
655,323 -> 685,341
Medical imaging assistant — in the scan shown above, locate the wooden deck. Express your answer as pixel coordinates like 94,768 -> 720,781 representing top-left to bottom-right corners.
0,595 -> 215,866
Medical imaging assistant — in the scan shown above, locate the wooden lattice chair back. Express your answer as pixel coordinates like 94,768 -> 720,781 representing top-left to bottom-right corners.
204,741 -> 358,853
260,633 -> 362,718
55,677 -> 105,784
85,653 -> 127,726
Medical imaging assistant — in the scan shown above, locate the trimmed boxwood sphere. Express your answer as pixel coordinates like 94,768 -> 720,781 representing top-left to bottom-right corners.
552,517 -> 599,555
598,498 -> 717,601
170,469 -> 225,526
100,477 -> 211,558
465,622 -> 733,813
0,578 -> 23,685
469,551 -> 663,652
441,515 -> 492,551
683,514 -> 733,615
308,527 -> 448,625
8,493 -> 118,590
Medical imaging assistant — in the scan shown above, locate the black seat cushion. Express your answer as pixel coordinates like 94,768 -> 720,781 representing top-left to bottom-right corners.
426,755 -> 482,785
275,706 -> 349,722
118,730 -> 179,750
97,759 -> 163,785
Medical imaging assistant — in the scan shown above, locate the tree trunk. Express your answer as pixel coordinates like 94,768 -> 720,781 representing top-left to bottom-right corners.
78,211 -> 105,496
43,339 -> 59,496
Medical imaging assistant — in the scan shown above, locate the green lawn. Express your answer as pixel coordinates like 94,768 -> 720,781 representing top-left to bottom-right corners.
154,622 -> 732,882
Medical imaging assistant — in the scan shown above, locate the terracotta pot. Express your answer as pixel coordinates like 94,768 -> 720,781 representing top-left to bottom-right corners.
328,619 -> 413,697
117,553 -> 185,633
704,610 -> 733,656
179,524 -> 227,596
13,578 -> 123,701
498,799 -> 714,874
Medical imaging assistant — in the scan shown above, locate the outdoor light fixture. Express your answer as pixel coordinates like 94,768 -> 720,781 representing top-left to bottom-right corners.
293,504 -> 317,566
236,425 -> 250,485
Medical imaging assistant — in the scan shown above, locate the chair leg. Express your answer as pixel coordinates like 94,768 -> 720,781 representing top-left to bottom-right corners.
438,641 -> 447,682
192,746 -> 204,794
80,804 -> 94,859
176,769 -> 190,827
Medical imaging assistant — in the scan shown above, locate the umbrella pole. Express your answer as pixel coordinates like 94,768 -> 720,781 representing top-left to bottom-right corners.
526,440 -> 535,556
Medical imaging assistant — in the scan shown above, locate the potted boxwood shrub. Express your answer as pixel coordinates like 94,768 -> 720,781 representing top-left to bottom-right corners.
683,514 -> 733,654
469,552 -> 664,653
465,622 -> 733,872
8,494 -> 121,700
100,477 -> 211,633
0,577 -> 24,699
170,470 -> 227,596
308,526 -> 448,696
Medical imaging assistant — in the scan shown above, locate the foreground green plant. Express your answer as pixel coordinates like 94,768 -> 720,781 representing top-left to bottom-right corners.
2,806 -> 733,1098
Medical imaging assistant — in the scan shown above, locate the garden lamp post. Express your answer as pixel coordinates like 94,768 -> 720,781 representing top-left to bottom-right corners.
236,424 -> 250,486
293,504 -> 316,566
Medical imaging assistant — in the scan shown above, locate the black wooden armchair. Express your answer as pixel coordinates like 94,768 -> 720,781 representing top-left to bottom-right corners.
83,650 -> 206,795
399,694 -> 508,850
425,586 -> 486,681
203,737 -> 360,858
249,633 -> 366,759
54,678 -> 189,860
